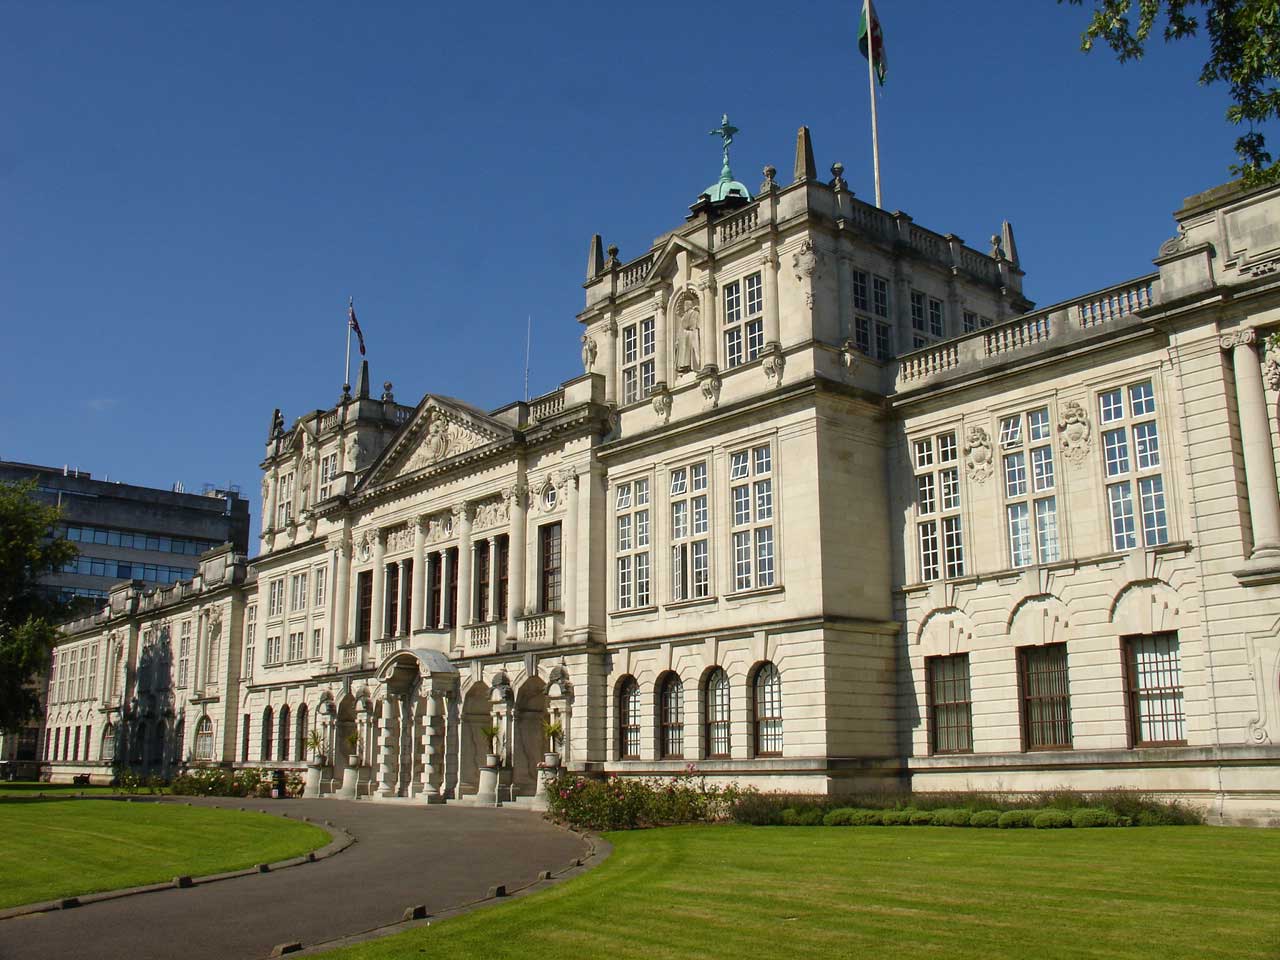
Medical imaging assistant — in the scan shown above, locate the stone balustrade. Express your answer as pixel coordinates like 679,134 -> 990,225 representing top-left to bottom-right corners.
464,621 -> 502,656
517,611 -> 562,647
529,389 -> 565,423
376,636 -> 408,661
339,643 -> 366,670
717,206 -> 759,244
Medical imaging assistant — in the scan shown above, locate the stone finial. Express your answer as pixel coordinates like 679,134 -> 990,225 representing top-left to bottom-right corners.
268,408 -> 284,440
830,162 -> 847,191
759,164 -> 777,194
587,234 -> 604,280
1001,220 -> 1020,269
381,381 -> 394,403
606,244 -> 620,267
989,234 -> 1005,260
793,126 -> 817,183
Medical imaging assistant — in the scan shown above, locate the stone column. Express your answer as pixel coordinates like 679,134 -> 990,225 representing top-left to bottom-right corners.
439,549 -> 452,628
454,692 -> 467,798
420,691 -> 441,802
764,245 -> 782,345
190,611 -> 204,695
602,318 -> 619,404
454,504 -> 473,639
329,536 -> 348,650
370,530 -> 386,643
377,695 -> 398,798
562,469 -> 579,630
506,483 -> 527,638
411,517 -> 426,633
698,276 -> 718,370
486,536 -> 498,623
397,558 -> 410,636
654,288 -> 671,386
266,470 -> 279,532
1223,329 -> 1280,559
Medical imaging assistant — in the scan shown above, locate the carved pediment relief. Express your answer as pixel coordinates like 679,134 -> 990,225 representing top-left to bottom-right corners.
373,399 -> 511,485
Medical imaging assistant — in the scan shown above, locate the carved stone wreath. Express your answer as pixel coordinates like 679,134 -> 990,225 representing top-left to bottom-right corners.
963,425 -> 993,483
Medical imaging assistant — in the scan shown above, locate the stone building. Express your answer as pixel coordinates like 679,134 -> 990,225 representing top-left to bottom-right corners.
46,125 -> 1280,821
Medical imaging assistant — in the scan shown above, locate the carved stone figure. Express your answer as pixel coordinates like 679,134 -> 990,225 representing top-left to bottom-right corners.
426,414 -> 451,461
700,370 -> 722,409
386,524 -> 413,553
357,529 -> 375,562
651,387 -> 672,424
346,433 -> 367,472
581,336 -> 597,374
840,338 -> 859,373
207,608 -> 222,641
1265,354 -> 1280,392
792,238 -> 818,283
762,343 -> 786,386
472,497 -> 510,531
425,513 -> 453,544
963,425 -> 993,483
674,292 -> 701,373
1058,401 -> 1093,464
260,477 -> 271,523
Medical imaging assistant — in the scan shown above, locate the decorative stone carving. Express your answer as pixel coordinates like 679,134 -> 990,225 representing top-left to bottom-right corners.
673,288 -> 701,373
759,164 -> 777,194
386,523 -> 414,553
1265,354 -> 1280,392
792,238 -> 819,309
1243,258 -> 1280,279
260,477 -> 271,524
761,343 -> 786,386
535,478 -> 560,514
1220,327 -> 1258,351
472,497 -> 510,532
346,433 -> 368,472
503,481 -> 529,510
1058,401 -> 1093,464
424,513 -> 453,544
651,385 -> 672,424
450,502 -> 472,525
357,528 -> 375,562
1158,226 -> 1187,258
840,338 -> 858,373
699,369 -> 722,409
553,468 -> 575,496
401,408 -> 496,475
829,161 -> 847,191
963,426 -> 993,483
328,533 -> 351,556
207,608 -> 222,641
580,336 -> 597,374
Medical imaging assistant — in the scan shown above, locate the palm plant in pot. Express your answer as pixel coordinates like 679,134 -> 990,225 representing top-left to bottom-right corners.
304,728 -> 327,766
542,719 -> 563,768
344,730 -> 361,766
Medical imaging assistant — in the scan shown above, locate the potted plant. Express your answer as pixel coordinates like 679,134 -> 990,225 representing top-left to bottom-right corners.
304,728 -> 327,766
481,724 -> 501,768
542,719 -> 563,768
344,730 -> 361,766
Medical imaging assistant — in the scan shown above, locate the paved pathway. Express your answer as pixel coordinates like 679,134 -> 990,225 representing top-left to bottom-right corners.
0,797 -> 590,960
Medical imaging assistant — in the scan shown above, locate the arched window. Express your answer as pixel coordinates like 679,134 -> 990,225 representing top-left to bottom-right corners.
752,662 -> 783,757
617,677 -> 640,760
294,703 -> 308,762
101,723 -> 115,762
658,673 -> 684,759
278,705 -> 291,762
194,717 -> 214,761
704,668 -> 730,758
261,706 -> 273,761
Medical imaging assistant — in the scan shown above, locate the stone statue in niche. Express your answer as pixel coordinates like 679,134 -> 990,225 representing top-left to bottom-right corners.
1058,401 -> 1093,464
674,293 -> 701,373
260,477 -> 271,523
581,336 -> 597,374
346,433 -> 367,472
963,425 -> 993,483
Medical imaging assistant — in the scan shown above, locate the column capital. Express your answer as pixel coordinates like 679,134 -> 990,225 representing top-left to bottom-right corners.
451,501 -> 473,524
1221,327 -> 1259,351
327,533 -> 351,555
503,480 -> 529,508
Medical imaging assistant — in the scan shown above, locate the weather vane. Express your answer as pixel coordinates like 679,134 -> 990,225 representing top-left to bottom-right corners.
709,113 -> 739,175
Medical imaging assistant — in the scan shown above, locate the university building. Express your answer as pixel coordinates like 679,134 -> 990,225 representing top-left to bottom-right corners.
44,125 -> 1280,821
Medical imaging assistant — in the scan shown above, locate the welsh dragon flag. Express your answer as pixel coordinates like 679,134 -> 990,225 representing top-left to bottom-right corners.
858,0 -> 887,85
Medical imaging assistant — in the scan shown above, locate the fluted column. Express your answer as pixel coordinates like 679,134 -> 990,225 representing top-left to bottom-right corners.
563,469 -> 579,630
439,549 -> 452,628
454,504 -> 473,639
764,245 -> 782,345
698,275 -> 718,370
506,482 -> 527,637
397,558 -> 410,636
377,695 -> 398,797
266,470 -> 279,532
654,288 -> 671,386
486,536 -> 498,622
370,530 -> 386,644
411,517 -> 426,632
1223,329 -> 1280,559
420,691 -> 441,802
602,318 -> 619,404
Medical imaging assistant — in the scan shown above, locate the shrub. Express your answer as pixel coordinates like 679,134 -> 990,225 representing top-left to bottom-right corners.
931,808 -> 972,827
782,807 -> 825,826
849,809 -> 884,826
1070,808 -> 1116,828
547,771 -> 743,830
998,809 -> 1040,829
730,790 -> 786,826
969,810 -> 1002,828
908,809 -> 935,826
1033,810 -> 1073,829
823,808 -> 858,827
880,809 -> 913,826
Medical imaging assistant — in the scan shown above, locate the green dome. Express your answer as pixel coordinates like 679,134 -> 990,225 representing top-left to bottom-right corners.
702,163 -> 752,203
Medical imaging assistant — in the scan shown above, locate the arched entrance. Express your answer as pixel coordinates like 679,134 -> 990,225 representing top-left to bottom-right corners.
514,676 -> 548,795
459,682 -> 490,798
334,694 -> 359,797
373,648 -> 458,802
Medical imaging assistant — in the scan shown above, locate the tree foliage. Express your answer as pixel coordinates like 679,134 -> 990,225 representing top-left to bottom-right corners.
0,481 -> 77,733
1061,1 -> 1280,184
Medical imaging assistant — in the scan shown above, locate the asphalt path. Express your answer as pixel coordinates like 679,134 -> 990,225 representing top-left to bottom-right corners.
0,797 -> 590,960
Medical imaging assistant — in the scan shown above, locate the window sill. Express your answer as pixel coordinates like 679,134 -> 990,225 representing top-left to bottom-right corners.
608,605 -> 659,620
725,584 -> 785,602
664,595 -> 718,611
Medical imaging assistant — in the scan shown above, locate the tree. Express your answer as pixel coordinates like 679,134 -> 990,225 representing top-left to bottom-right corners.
1061,1 -> 1280,184
0,481 -> 77,733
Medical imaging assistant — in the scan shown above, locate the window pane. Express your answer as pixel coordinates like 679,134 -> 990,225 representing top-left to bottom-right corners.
937,433 -> 957,463
918,521 -> 939,582
1129,381 -> 1155,416
1133,422 -> 1160,470
691,462 -> 707,491
913,439 -> 934,469
999,415 -> 1022,448
1139,475 -> 1169,546
929,655 -> 972,753
1027,408 -> 1051,442
1103,428 -> 1130,476
1108,482 -> 1137,550
692,495 -> 708,535
1008,503 -> 1032,567
1035,497 -> 1060,563
1031,446 -> 1055,491
615,483 -> 632,510
670,468 -> 687,496
1003,452 -> 1027,497
1128,635 -> 1184,743
755,527 -> 775,587
1100,389 -> 1124,423
732,485 -> 751,525
1021,643 -> 1071,749
729,452 -> 749,480
755,479 -> 773,521
733,531 -> 752,590
917,474 -> 936,514
939,468 -> 960,511
943,516 -> 964,578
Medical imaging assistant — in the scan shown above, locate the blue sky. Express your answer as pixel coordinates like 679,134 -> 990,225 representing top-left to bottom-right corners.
0,2 -> 1254,549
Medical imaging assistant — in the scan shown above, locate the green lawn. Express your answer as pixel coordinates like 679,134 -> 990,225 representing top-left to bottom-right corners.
0,799 -> 329,908
0,781 -> 123,798
322,825 -> 1280,960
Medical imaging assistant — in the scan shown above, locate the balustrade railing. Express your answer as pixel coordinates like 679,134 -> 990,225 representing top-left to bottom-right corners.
1076,278 -> 1156,328
376,636 -> 408,661
464,622 -> 500,655
899,342 -> 960,383
620,254 -> 654,290
985,313 -> 1052,357
517,611 -> 562,647
339,644 -> 366,670
717,206 -> 759,244
529,389 -> 565,422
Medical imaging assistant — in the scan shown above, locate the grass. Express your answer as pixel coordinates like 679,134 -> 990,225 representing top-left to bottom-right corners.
0,799 -> 329,909
0,781 -> 124,798
321,825 -> 1280,960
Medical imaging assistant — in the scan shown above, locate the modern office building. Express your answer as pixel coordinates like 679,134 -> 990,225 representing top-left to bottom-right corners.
43,126 -> 1280,822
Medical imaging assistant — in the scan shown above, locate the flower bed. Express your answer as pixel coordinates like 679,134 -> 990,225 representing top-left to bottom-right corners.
546,769 -> 743,830
168,767 -> 305,798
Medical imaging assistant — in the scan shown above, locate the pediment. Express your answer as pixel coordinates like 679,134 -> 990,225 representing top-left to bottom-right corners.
647,233 -> 709,283
361,395 -> 513,488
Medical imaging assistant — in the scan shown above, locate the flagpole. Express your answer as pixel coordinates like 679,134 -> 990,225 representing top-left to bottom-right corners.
524,315 -> 532,402
344,297 -> 353,392
867,19 -> 883,209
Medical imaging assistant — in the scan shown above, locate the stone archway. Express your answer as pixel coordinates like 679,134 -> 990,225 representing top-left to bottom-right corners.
514,676 -> 548,796
459,682 -> 490,798
334,694 -> 359,798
